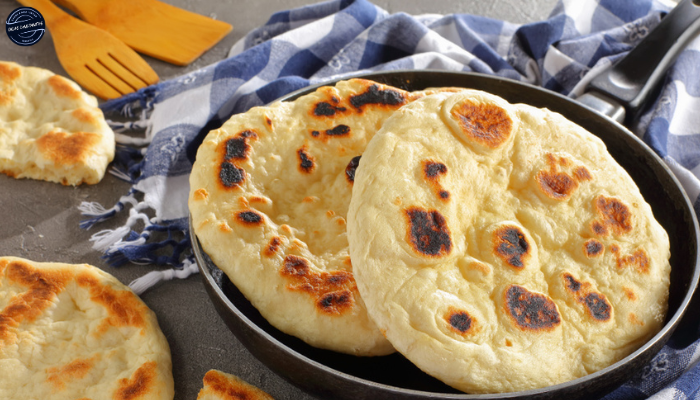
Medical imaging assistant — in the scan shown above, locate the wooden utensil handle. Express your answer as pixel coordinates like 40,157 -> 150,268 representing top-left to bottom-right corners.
16,0 -> 69,25
50,0 -> 88,19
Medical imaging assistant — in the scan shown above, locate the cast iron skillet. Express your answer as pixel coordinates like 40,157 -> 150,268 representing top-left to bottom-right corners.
193,1 -> 700,398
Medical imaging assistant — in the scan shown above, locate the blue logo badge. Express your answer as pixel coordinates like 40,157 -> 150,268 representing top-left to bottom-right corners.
6,7 -> 45,46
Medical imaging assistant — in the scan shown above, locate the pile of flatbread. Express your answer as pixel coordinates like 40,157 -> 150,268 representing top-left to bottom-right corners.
0,61 -> 114,185
189,79 -> 671,393
0,257 -> 173,400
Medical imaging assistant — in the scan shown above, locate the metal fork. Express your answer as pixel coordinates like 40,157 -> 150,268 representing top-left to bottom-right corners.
16,0 -> 159,99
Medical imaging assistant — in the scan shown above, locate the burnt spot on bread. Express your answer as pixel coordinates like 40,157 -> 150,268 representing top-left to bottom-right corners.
0,260 -> 72,344
494,226 -> 530,269
235,210 -> 264,226
594,196 -> 633,235
564,274 -> 582,292
114,361 -> 157,400
36,131 -> 100,167
424,161 -> 447,179
265,117 -> 273,128
279,255 -> 357,315
46,357 -> 96,390
422,160 -> 450,202
345,155 -> 361,183
446,309 -> 474,335
615,247 -> 650,274
349,84 -> 407,112
217,131 -> 259,190
311,125 -> 351,142
314,101 -> 348,117
327,125 -> 350,136
76,273 -> 147,335
297,147 -> 316,173
450,100 -> 512,149
317,290 -> 353,314
623,287 -> 637,301
263,237 -> 283,257
405,207 -> 452,257
48,75 -> 81,99
584,293 -> 612,321
584,239 -> 604,258
562,273 -> 612,322
224,137 -> 251,161
219,162 -> 246,188
505,285 -> 561,331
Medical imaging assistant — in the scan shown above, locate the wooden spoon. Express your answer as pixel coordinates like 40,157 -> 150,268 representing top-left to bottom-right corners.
17,0 -> 159,99
52,0 -> 233,66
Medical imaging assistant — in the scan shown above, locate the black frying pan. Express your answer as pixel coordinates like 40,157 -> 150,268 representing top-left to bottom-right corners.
193,1 -> 700,398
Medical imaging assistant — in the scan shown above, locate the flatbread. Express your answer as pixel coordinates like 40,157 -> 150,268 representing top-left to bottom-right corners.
0,61 -> 115,185
189,79 -> 432,355
197,370 -> 274,400
347,90 -> 671,393
0,256 -> 174,400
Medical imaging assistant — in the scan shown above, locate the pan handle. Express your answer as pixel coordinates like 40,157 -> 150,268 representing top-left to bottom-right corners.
581,0 -> 700,125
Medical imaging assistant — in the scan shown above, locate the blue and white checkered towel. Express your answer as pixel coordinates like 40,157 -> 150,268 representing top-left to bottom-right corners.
82,0 -> 700,397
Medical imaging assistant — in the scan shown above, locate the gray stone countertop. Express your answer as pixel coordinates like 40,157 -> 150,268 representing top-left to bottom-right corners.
0,1 -> 556,399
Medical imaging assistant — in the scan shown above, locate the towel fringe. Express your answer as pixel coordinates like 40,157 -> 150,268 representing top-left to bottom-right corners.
128,258 -> 199,295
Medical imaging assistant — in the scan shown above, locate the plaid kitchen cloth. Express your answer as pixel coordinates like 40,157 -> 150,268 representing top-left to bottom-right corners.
81,0 -> 700,397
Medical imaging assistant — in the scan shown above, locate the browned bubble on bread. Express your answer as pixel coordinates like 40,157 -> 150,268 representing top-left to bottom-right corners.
297,146 -> 316,174
584,239 -> 604,258
563,273 -> 612,322
493,225 -> 531,270
404,207 -> 452,257
450,99 -> 513,149
422,160 -> 450,201
217,130 -> 259,190
594,195 -> 633,236
504,285 -> 561,332
446,308 -> 476,335
536,154 -> 593,201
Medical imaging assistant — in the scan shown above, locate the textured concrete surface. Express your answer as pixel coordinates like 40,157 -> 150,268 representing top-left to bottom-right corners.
0,1 -> 556,399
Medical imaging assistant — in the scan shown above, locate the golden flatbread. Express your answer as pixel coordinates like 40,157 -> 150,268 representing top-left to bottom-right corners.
0,61 -> 114,185
0,257 -> 173,399
188,79 -> 435,355
347,90 -> 671,393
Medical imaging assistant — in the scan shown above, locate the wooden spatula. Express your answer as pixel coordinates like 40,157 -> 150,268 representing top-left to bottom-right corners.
52,0 -> 233,66
17,0 -> 159,99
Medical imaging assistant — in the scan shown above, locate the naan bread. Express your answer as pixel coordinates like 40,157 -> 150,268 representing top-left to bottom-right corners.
0,257 -> 174,400
347,90 -> 671,393
197,370 -> 274,400
0,61 -> 115,185
189,79 -> 433,355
